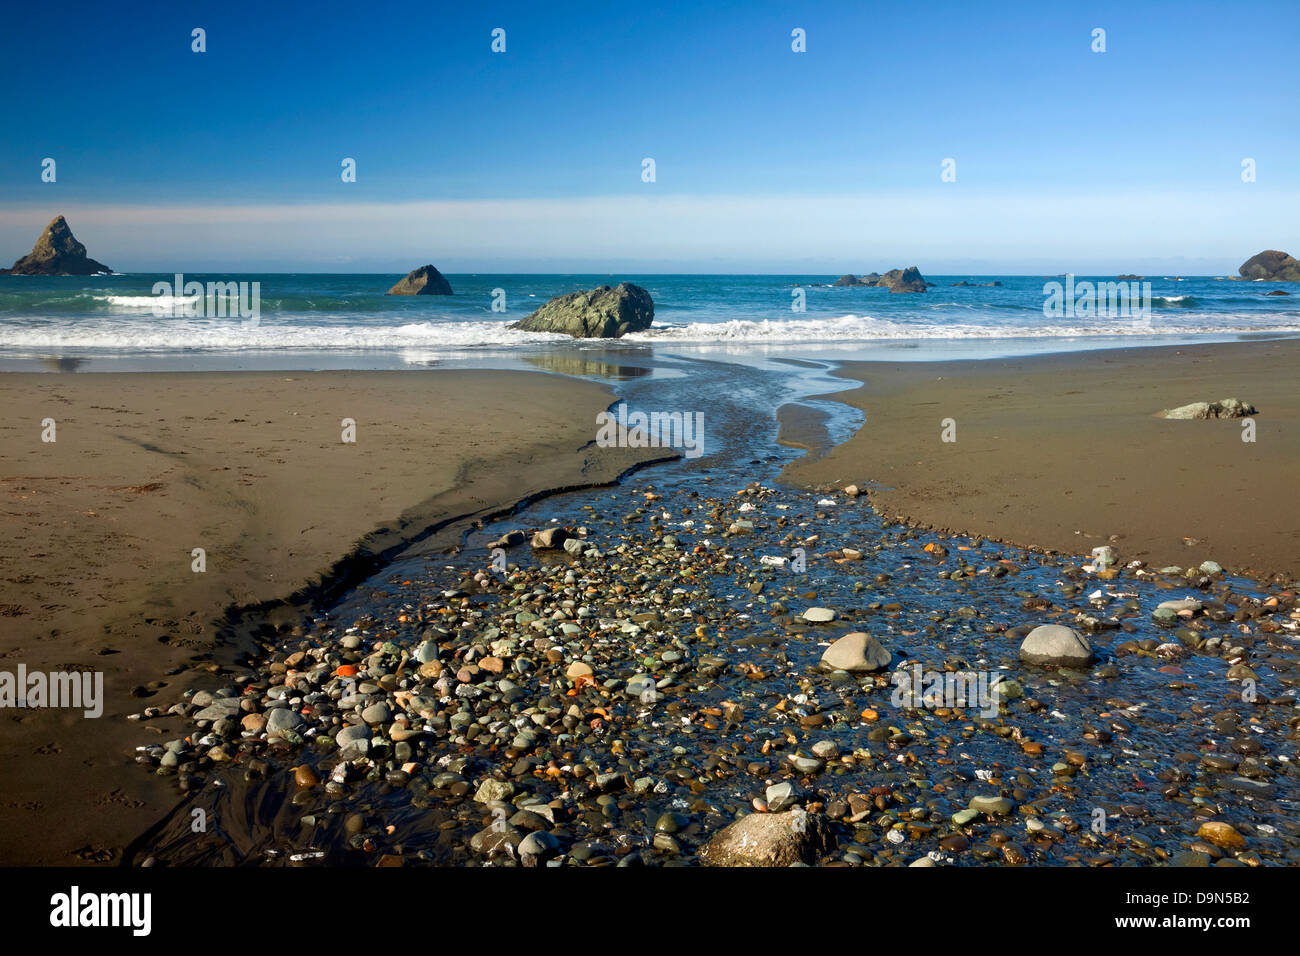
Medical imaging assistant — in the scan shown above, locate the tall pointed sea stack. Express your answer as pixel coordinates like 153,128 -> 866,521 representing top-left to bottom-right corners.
2,215 -> 112,275
386,264 -> 453,295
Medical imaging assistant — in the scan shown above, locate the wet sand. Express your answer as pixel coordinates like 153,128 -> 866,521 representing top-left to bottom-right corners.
0,369 -> 665,864
782,339 -> 1300,581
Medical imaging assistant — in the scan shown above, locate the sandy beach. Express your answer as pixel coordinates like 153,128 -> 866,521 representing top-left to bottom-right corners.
782,339 -> 1300,581
0,369 -> 666,865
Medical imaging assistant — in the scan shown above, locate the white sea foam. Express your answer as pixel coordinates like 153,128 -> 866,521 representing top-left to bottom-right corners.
0,319 -> 570,351
103,294 -> 193,309
1,311 -> 1296,352
624,313 -> 1300,343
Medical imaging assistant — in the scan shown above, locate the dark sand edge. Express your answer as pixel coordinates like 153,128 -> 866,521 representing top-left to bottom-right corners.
779,338 -> 1300,582
775,402 -> 834,461
0,369 -> 671,865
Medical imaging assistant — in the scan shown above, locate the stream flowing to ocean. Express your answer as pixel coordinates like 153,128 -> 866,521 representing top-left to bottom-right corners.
127,354 -> 1300,867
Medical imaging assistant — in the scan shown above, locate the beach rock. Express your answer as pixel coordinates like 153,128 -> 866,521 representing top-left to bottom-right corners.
3,215 -> 112,275
1019,624 -> 1096,666
877,266 -> 927,293
265,707 -> 302,735
1238,250 -> 1300,282
386,264 -> 452,295
474,778 -> 514,804
335,724 -> 371,748
531,527 -> 572,549
1159,398 -> 1257,420
833,274 -> 866,286
1264,289 -> 1290,295
241,713 -> 267,734
765,782 -> 801,811
969,795 -> 1015,815
1196,821 -> 1245,849
518,830 -> 562,866
293,765 -> 318,789
193,697 -> 244,722
1090,546 -> 1118,568
820,631 -> 891,672
802,606 -> 837,623
510,282 -> 654,338
626,674 -> 656,698
564,661 -> 593,681
699,810 -> 831,867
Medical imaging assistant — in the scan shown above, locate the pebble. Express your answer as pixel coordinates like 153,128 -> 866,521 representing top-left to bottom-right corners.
802,607 -> 837,623
265,708 -> 302,735
1196,821 -> 1246,849
766,782 -> 800,812
969,796 -> 1015,815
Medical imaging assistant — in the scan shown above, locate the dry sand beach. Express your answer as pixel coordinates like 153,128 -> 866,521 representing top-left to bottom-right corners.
782,339 -> 1300,581
0,369 -> 666,865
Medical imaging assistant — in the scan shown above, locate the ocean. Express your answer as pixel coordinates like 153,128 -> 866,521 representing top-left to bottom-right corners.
1,272 -> 1297,370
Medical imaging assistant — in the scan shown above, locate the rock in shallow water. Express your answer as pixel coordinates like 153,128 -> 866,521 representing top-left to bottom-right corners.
531,527 -> 572,549
699,810 -> 830,867
1019,624 -> 1095,666
1196,821 -> 1246,849
765,782 -> 801,812
969,795 -> 1015,815
509,282 -> 654,338
820,631 -> 891,672
802,607 -> 837,623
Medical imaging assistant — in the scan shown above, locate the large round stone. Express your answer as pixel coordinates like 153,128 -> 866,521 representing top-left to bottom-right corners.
1019,625 -> 1095,666
820,632 -> 891,672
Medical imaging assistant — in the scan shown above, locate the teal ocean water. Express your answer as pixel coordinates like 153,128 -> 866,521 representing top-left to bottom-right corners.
1,272 -> 1296,365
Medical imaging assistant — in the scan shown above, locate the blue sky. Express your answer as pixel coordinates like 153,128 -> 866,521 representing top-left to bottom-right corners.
1,0 -> 1296,272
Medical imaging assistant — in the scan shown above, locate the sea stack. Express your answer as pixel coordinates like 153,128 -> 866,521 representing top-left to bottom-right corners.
830,267 -> 927,292
2,215 -> 112,275
1238,250 -> 1300,282
878,266 -> 927,293
386,264 -> 453,295
510,282 -> 654,338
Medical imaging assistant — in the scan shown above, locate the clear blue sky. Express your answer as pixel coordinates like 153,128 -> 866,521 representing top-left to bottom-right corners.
1,0 -> 1296,272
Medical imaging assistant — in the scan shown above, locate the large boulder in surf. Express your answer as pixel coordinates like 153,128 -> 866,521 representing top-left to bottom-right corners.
876,266 -> 927,293
3,215 -> 111,275
510,282 -> 654,338
1238,250 -> 1300,282
387,264 -> 453,295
